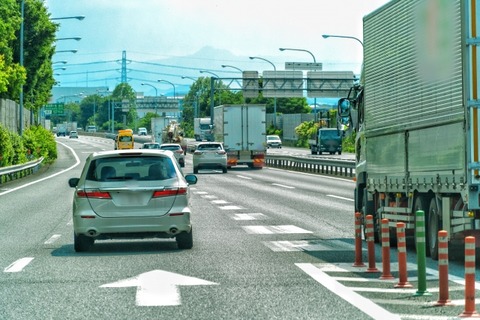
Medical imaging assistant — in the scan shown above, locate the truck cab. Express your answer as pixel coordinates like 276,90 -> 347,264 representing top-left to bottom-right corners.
309,128 -> 343,155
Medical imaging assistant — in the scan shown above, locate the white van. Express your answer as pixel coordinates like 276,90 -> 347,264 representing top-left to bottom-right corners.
86,125 -> 97,133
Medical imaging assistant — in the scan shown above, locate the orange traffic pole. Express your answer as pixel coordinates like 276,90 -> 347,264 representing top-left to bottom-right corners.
365,215 -> 379,273
459,236 -> 480,317
394,222 -> 412,288
380,218 -> 394,279
353,212 -> 365,267
435,230 -> 453,306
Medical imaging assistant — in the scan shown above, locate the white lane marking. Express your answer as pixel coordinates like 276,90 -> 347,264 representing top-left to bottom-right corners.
242,225 -> 312,234
296,263 -> 401,320
194,191 -> 209,195
271,183 -> 295,189
263,240 -> 353,252
0,142 -> 80,197
236,175 -> 252,180
201,195 -> 217,199
44,234 -> 61,245
4,257 -> 34,273
219,205 -> 242,210
211,200 -> 229,204
327,194 -> 354,202
232,213 -> 267,221
100,270 -> 218,306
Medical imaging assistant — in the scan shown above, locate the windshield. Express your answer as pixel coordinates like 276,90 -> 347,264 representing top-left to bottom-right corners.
85,156 -> 176,181
320,130 -> 341,138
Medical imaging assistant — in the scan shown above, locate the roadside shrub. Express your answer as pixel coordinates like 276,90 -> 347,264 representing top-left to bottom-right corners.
9,131 -> 27,164
0,124 -> 14,166
22,125 -> 57,164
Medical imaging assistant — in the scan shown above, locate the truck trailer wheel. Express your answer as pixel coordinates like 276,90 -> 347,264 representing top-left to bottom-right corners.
427,198 -> 441,260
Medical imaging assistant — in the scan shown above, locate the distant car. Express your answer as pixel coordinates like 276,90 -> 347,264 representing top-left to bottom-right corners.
67,149 -> 197,252
138,127 -> 148,136
160,143 -> 185,167
86,125 -> 97,133
266,135 -> 282,148
193,142 -> 227,174
69,131 -> 79,139
142,142 -> 161,149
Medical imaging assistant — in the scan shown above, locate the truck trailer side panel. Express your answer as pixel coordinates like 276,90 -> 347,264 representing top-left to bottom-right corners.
352,0 -> 480,258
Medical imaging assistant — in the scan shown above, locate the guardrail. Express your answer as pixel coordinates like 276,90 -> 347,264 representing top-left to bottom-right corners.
265,154 -> 355,178
0,157 -> 44,184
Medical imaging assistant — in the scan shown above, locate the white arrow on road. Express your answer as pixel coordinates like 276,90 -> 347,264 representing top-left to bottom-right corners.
100,270 -> 218,306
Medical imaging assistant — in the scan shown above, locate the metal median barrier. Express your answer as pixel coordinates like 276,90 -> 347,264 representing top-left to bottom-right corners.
0,157 -> 44,184
265,154 -> 355,178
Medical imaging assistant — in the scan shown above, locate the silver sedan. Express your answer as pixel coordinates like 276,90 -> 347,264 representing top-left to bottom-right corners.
68,149 -> 197,252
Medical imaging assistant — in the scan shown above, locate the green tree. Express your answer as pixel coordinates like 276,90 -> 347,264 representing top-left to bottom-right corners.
0,0 -> 26,98
295,121 -> 318,148
11,0 -> 57,114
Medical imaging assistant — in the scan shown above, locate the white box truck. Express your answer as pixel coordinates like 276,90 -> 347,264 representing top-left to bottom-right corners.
213,104 -> 266,168
194,118 -> 213,141
340,0 -> 479,259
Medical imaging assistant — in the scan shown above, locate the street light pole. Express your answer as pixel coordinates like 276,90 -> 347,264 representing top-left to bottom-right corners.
141,83 -> 159,115
181,76 -> 197,82
279,47 -> 316,63
221,64 -> 243,73
157,79 -> 176,99
249,56 -> 277,129
51,16 -> 85,21
279,47 -> 318,122
322,34 -> 364,47
19,0 -> 25,134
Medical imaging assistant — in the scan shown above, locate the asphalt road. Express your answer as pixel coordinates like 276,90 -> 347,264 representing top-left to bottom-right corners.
0,135 -> 476,320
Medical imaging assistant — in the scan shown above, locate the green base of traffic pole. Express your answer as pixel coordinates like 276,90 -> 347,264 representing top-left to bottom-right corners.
413,210 -> 431,297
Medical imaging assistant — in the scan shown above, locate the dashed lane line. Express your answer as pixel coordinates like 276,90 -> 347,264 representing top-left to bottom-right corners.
232,213 -> 268,221
44,234 -> 61,245
242,225 -> 312,234
271,183 -> 295,189
4,257 -> 34,273
327,194 -> 354,201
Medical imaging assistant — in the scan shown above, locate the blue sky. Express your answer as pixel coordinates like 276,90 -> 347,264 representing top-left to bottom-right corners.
45,0 -> 391,96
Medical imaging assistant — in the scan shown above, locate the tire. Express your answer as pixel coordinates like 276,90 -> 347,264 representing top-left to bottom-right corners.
193,167 -> 198,174
176,230 -> 193,249
222,166 -> 227,173
74,234 -> 94,252
311,150 -> 317,155
428,198 -> 441,260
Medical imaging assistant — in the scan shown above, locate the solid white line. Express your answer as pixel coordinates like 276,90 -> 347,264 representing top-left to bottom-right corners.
0,141 -> 80,196
4,257 -> 34,273
327,194 -> 354,202
271,183 -> 295,189
296,263 -> 401,320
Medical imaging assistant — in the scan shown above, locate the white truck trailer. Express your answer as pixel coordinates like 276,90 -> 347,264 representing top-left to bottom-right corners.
340,0 -> 480,260
194,117 -> 213,141
213,104 -> 266,168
